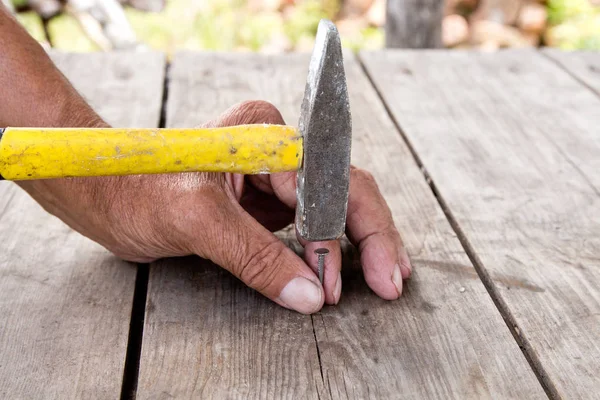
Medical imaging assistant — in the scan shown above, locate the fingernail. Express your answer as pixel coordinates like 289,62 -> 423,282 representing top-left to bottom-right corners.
333,272 -> 342,304
399,248 -> 412,279
392,264 -> 403,296
278,277 -> 323,314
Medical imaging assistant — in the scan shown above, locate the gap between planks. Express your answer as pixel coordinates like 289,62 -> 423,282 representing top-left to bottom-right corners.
356,52 -> 556,400
0,51 -> 165,399
541,50 -> 600,101
120,265 -> 150,400
119,60 -> 171,400
310,314 -> 325,383
539,50 -> 600,198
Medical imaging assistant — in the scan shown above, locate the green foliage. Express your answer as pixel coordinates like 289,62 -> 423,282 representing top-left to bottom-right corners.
284,0 -> 328,45
12,0 -> 378,54
191,4 -> 238,50
47,14 -> 99,52
546,0 -> 600,50
341,26 -> 383,53
15,11 -> 46,43
238,12 -> 285,51
10,0 -> 28,8
579,34 -> 600,49
321,0 -> 341,20
128,0 -> 342,52
547,13 -> 600,50
126,0 -> 209,54
547,0 -> 593,25
127,0 -> 288,53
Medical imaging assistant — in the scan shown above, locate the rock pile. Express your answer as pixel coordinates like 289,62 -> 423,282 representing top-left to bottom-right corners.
443,0 -> 548,49
442,0 -> 600,50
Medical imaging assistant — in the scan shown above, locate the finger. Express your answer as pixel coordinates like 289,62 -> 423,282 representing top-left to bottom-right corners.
345,167 -> 412,300
204,100 -> 296,203
203,99 -> 286,127
188,190 -> 324,314
206,99 -> 292,203
259,174 -> 342,304
247,174 -> 275,195
249,171 -> 297,206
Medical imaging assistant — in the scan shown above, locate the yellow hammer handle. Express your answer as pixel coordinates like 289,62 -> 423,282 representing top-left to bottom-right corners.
0,125 -> 302,180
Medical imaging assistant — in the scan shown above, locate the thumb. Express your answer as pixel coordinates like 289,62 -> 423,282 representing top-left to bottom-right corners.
200,100 -> 288,200
193,190 -> 324,314
195,100 -> 324,313
202,100 -> 286,128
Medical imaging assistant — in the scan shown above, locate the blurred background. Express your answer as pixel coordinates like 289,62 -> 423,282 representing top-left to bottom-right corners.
3,0 -> 600,56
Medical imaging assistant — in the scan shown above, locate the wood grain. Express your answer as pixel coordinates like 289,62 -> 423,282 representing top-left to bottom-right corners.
136,52 -> 544,399
544,49 -> 600,97
0,51 -> 165,399
361,48 -> 600,399
539,49 -> 600,194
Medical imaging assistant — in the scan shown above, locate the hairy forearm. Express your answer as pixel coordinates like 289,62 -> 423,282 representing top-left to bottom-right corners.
0,5 -> 105,129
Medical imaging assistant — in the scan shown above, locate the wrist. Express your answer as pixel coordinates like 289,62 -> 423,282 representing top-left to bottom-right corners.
36,85 -> 109,129
12,91 -> 112,197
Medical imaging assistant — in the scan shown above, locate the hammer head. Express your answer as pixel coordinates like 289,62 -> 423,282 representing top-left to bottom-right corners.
295,19 -> 352,242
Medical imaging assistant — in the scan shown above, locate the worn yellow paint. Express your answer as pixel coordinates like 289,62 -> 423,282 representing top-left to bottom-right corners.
0,125 -> 302,180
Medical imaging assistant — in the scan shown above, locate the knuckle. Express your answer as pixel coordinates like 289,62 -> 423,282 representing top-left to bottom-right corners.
271,171 -> 296,194
214,100 -> 285,128
236,239 -> 284,292
352,168 -> 377,186
364,220 -> 397,242
357,223 -> 398,253
235,100 -> 284,125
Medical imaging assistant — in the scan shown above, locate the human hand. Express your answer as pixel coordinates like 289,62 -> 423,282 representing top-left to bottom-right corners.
1,3 -> 411,314
19,100 -> 412,314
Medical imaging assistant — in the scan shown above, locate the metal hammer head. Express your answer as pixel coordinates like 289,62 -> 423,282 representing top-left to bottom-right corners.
295,19 -> 352,242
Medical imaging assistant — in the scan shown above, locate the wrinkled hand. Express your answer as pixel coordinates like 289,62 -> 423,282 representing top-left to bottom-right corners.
20,101 -> 412,314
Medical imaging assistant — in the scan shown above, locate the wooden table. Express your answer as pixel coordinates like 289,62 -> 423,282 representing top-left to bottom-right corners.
0,49 -> 599,399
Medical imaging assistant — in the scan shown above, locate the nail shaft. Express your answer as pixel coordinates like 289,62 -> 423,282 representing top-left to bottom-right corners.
315,248 -> 329,285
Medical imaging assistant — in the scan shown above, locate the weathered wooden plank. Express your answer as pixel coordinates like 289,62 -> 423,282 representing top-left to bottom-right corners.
361,48 -> 600,399
137,52 -> 544,399
539,49 -> 600,193
385,0 -> 443,48
543,49 -> 600,97
50,52 -> 165,128
0,51 -> 165,399
314,53 -> 543,399
541,49 -> 600,194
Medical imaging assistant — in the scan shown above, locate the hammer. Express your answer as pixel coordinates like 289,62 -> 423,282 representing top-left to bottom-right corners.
0,19 -> 352,257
